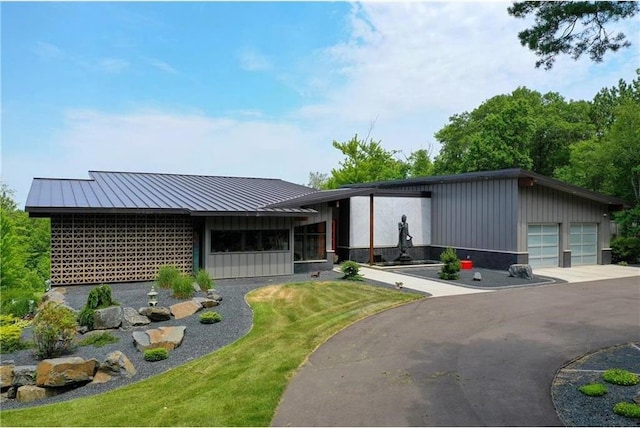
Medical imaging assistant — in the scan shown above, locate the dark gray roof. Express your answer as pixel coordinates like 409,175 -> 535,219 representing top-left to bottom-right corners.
344,168 -> 630,208
264,188 -> 375,209
26,171 -> 318,215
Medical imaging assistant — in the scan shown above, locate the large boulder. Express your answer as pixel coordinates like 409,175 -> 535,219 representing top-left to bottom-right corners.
16,385 -> 58,403
12,366 -> 37,387
132,326 -> 186,352
508,264 -> 533,280
139,306 -> 171,322
206,291 -> 223,302
122,307 -> 151,329
92,351 -> 136,384
0,363 -> 14,389
170,300 -> 202,319
36,357 -> 99,387
93,306 -> 123,329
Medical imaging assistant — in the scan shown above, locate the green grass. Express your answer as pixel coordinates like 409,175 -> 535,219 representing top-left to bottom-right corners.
0,281 -> 421,426
78,332 -> 119,348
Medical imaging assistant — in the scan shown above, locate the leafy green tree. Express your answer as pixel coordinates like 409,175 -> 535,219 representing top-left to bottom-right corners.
591,69 -> 640,134
433,87 -> 593,176
0,207 -> 27,288
508,1 -> 639,69
406,149 -> 434,177
325,134 -> 409,188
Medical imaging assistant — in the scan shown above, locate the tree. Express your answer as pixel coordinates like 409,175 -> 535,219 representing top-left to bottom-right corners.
433,87 -> 593,176
325,134 -> 409,188
508,1 -> 639,69
406,148 -> 434,177
307,171 -> 329,190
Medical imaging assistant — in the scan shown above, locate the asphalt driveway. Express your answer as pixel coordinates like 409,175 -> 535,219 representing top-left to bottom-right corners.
272,276 -> 640,427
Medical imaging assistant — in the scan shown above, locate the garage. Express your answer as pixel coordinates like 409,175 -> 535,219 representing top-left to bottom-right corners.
570,223 -> 598,265
527,224 -> 559,268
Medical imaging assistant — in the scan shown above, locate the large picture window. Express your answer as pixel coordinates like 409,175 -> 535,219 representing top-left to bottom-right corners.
211,230 -> 289,253
294,222 -> 326,261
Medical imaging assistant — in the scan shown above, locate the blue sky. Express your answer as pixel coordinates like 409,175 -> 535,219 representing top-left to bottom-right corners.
2,2 -> 639,207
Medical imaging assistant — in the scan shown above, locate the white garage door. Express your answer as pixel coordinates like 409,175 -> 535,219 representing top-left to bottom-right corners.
571,223 -> 597,265
528,224 -> 559,268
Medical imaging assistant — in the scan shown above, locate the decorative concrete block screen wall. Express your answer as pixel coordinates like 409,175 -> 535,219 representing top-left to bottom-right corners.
51,213 -> 193,285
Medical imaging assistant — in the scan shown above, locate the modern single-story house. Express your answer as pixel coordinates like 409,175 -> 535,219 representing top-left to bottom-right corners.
26,169 -> 628,285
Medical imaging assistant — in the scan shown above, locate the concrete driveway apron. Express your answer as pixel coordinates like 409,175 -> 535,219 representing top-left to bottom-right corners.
272,276 -> 640,427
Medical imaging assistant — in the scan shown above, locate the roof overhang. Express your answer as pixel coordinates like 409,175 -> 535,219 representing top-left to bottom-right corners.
264,188 -> 431,209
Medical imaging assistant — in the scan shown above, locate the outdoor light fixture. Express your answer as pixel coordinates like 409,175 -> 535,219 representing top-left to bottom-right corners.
148,285 -> 158,307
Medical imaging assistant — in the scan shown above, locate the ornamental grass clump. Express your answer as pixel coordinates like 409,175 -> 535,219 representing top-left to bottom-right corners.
156,265 -> 181,289
438,247 -> 461,280
144,347 -> 169,362
602,368 -> 639,386
613,402 -> 640,418
78,331 -> 119,348
172,274 -> 195,299
199,311 -> 222,324
195,269 -> 214,291
578,382 -> 608,396
341,261 -> 364,281
32,302 -> 77,359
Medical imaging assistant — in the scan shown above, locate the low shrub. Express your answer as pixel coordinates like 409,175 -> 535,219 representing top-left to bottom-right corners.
144,347 -> 169,362
195,269 -> 214,291
32,302 -> 77,359
78,331 -> 119,348
199,311 -> 222,324
77,307 -> 95,329
0,315 -> 31,354
172,274 -> 195,299
438,247 -> 461,280
578,382 -> 608,396
611,236 -> 640,264
0,287 -> 40,318
613,402 -> 640,418
85,284 -> 118,310
341,261 -> 363,281
602,368 -> 639,386
156,265 -> 182,289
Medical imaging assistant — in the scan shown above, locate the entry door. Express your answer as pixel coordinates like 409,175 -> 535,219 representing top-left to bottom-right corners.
571,223 -> 597,265
527,224 -> 559,268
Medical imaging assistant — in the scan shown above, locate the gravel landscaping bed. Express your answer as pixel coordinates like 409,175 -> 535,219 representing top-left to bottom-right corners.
396,266 -> 560,288
2,270 -> 372,410
552,343 -> 640,427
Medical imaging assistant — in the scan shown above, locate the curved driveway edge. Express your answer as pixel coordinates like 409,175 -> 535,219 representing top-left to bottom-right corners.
272,276 -> 640,427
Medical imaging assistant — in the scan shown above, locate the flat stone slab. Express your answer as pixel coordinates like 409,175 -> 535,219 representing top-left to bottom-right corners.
170,300 -> 203,319
122,307 -> 151,329
139,306 -> 171,322
193,297 -> 218,308
132,326 -> 186,352
36,357 -> 99,387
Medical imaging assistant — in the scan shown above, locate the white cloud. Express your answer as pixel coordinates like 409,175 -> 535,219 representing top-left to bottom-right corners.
99,58 -> 130,74
32,41 -> 63,60
237,47 -> 273,71
145,57 -> 178,74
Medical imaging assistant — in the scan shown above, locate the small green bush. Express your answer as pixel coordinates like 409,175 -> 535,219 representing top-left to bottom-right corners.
0,315 -> 31,354
78,331 -> 119,348
144,347 -> 169,362
438,247 -> 461,280
611,236 -> 640,264
578,382 -> 608,396
77,307 -> 95,329
199,311 -> 222,324
602,368 -> 639,385
172,274 -> 195,299
341,261 -> 363,281
613,402 -> 640,418
0,287 -> 40,318
85,284 -> 118,310
156,265 -> 182,289
32,302 -> 77,359
195,269 -> 214,291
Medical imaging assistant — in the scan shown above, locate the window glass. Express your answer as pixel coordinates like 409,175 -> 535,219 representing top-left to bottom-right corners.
294,222 -> 326,261
211,231 -> 241,252
211,230 -> 289,252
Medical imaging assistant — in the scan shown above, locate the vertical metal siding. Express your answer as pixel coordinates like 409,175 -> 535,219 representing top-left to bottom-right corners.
517,185 -> 611,255
205,216 -> 294,279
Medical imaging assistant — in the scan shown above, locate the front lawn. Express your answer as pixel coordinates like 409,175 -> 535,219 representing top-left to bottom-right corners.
1,281 -> 421,426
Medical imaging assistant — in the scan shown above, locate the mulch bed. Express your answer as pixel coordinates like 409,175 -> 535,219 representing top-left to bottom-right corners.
395,266 -> 560,288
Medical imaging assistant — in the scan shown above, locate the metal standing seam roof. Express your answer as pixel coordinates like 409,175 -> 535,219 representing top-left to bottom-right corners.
25,171 -> 319,215
343,168 -> 630,208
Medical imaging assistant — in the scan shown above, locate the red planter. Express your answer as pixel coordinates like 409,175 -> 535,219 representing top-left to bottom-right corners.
461,260 -> 473,270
